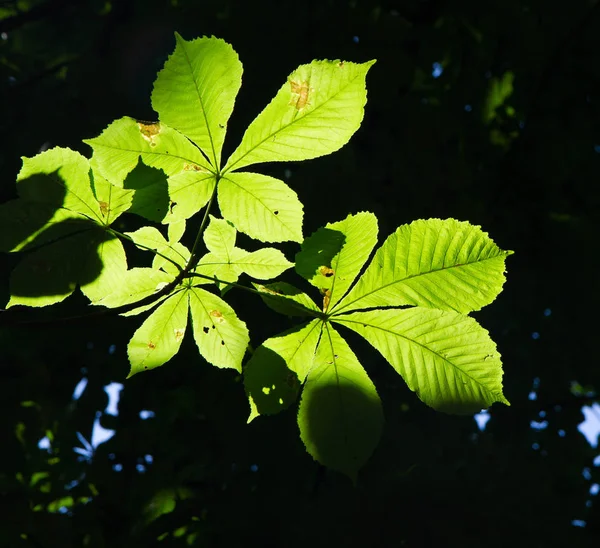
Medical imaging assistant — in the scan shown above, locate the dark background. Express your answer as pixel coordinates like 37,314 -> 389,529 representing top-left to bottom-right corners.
1,0 -> 599,546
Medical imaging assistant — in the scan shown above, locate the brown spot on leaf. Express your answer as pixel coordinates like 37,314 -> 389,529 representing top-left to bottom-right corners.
183,163 -> 207,172
147,341 -> 156,350
318,265 -> 334,278
210,310 -> 225,323
99,201 -> 109,216
174,328 -> 185,342
137,121 -> 160,146
321,288 -> 331,311
289,80 -> 312,110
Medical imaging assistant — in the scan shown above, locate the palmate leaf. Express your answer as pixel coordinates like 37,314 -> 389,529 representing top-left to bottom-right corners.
333,308 -> 509,414
335,218 -> 513,314
127,290 -> 189,377
224,59 -> 376,172
298,324 -> 383,481
151,34 -> 243,168
244,320 -> 322,421
218,172 -> 303,243
295,212 -> 378,311
194,216 -> 294,286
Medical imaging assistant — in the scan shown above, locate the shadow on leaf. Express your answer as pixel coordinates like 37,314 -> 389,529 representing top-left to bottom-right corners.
124,159 -> 170,223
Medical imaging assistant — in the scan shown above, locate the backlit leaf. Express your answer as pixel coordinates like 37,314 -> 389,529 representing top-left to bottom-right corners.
85,117 -> 213,187
188,286 -> 249,372
253,282 -> 321,317
152,34 -> 243,168
218,172 -> 303,242
334,308 -> 510,414
127,290 -> 189,376
298,324 -> 383,481
296,212 -> 377,311
244,320 -> 322,421
224,59 -> 375,172
17,147 -> 103,222
336,218 -> 513,314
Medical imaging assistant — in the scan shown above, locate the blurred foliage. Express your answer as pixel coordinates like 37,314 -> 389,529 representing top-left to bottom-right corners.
1,0 -> 599,546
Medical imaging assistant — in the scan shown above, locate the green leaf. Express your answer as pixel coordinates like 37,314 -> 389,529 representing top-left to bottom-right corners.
244,330 -> 314,422
151,34 -> 243,168
298,324 -> 383,481
17,147 -> 103,222
125,227 -> 189,274
253,282 -> 320,317
80,234 -> 128,304
164,170 -> 216,223
85,117 -> 214,186
224,59 -> 376,172
127,290 -> 189,376
244,320 -> 322,421
483,71 -> 514,124
94,267 -> 172,309
333,308 -> 510,414
188,286 -> 249,372
194,252 -> 240,287
0,200 -> 89,252
218,172 -> 303,242
7,230 -> 117,308
296,212 -> 377,312
120,160 -> 170,223
203,215 -> 236,257
90,170 -> 134,225
232,248 -> 293,280
167,220 -> 186,244
336,219 -> 513,314
152,242 -> 190,276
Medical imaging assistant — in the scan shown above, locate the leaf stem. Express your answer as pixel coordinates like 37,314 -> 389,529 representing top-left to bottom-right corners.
187,179 -> 219,271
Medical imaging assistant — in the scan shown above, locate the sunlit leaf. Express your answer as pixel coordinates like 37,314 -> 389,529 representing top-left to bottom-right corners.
127,290 -> 189,376
152,34 -> 243,168
80,234 -> 128,304
218,172 -> 303,242
334,307 -> 510,414
85,117 -> 213,186
17,147 -> 103,221
296,212 -> 377,311
224,59 -> 375,171
253,282 -> 320,317
336,218 -> 513,314
298,324 -> 383,481
95,267 -> 173,309
90,170 -> 134,225
188,286 -> 249,371
244,320 -> 322,421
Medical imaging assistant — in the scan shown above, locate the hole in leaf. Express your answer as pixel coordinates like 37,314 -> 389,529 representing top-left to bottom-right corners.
273,210 -> 279,215
221,340 -> 225,346
203,327 -> 209,334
